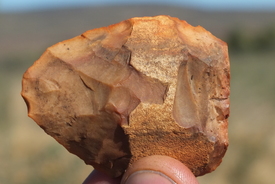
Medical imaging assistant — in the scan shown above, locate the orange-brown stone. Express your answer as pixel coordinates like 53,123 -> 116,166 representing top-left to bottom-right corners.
21,15 -> 230,177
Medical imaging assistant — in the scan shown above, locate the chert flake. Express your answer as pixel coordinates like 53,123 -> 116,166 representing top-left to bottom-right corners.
21,15 -> 230,177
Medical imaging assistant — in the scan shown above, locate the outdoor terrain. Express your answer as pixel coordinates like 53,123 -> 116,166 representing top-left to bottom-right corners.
1,4 -> 275,184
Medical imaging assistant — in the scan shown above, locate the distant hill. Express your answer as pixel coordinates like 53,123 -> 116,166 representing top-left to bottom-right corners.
1,4 -> 275,60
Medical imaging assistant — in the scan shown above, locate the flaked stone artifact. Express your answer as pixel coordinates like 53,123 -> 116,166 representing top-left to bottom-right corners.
21,15 -> 230,177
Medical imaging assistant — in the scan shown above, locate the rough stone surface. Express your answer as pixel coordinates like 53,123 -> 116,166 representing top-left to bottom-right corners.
21,15 -> 230,177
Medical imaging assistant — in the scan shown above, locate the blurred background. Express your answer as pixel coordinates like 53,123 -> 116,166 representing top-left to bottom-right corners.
1,0 -> 275,183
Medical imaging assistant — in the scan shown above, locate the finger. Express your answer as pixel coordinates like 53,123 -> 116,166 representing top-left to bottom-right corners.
121,155 -> 199,184
82,170 -> 120,184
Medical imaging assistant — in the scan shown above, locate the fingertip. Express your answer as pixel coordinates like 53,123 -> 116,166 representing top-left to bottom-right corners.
121,155 -> 199,184
83,170 -> 120,184
123,170 -> 175,184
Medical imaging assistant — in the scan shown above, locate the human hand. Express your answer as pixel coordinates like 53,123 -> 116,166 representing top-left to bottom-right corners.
83,155 -> 199,184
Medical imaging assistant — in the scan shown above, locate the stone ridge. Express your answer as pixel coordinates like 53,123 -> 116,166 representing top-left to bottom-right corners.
21,15 -> 230,177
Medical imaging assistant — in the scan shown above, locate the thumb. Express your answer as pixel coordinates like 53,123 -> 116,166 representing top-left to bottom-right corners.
121,155 -> 199,184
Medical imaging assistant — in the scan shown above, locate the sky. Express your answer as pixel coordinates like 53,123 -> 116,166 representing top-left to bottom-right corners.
1,0 -> 275,12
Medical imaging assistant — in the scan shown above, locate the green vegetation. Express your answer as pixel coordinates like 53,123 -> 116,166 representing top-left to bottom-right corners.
227,25 -> 275,53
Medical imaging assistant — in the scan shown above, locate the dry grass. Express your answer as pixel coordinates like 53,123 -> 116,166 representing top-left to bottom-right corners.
202,52 -> 275,184
1,5 -> 275,183
0,76 -> 92,184
1,51 -> 274,184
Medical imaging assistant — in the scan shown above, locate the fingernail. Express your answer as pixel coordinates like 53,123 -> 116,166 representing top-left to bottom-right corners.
123,170 -> 176,184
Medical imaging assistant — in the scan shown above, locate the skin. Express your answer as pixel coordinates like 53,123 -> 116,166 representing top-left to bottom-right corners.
83,155 -> 199,184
